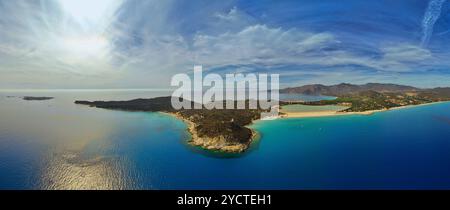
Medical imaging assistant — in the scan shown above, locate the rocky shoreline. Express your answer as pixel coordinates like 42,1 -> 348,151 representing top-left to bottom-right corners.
165,112 -> 257,153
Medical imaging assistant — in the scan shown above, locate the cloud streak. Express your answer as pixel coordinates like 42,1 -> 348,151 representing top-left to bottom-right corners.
421,0 -> 447,46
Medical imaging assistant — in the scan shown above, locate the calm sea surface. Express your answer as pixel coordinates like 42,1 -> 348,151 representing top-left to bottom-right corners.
0,90 -> 450,189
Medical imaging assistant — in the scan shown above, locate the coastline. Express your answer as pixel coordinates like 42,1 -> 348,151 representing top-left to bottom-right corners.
162,112 -> 255,153
154,101 -> 447,153
279,101 -> 448,119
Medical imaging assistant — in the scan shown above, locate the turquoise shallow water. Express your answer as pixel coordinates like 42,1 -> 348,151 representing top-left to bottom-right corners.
1,91 -> 450,189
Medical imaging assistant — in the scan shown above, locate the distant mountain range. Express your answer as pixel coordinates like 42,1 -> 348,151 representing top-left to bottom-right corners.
280,83 -> 450,97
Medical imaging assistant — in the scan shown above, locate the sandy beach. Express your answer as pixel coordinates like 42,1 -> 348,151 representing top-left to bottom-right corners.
280,110 -> 374,118
280,101 -> 447,119
158,101 -> 448,153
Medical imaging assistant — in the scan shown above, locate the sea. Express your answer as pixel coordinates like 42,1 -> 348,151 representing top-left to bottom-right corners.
0,90 -> 450,189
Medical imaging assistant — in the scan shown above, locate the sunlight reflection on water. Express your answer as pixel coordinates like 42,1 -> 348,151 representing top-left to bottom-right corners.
0,90 -> 170,189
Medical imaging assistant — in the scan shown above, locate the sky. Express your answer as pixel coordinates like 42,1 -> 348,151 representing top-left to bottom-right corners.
0,0 -> 450,89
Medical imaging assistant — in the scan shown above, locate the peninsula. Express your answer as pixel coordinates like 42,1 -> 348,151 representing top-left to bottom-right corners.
75,98 -> 266,153
75,83 -> 450,153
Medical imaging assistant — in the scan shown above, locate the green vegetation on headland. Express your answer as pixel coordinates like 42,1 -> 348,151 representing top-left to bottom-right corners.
75,98 -> 267,153
75,83 -> 450,153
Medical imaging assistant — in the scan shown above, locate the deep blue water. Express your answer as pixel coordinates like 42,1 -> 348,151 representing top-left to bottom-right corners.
1,91 -> 450,189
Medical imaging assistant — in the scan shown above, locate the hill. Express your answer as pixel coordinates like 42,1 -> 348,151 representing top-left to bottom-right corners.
281,83 -> 420,96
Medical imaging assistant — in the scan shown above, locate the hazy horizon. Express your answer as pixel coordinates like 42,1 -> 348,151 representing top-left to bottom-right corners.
1,81 -> 450,91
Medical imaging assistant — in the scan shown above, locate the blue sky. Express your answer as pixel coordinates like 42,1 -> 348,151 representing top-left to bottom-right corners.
0,0 -> 450,88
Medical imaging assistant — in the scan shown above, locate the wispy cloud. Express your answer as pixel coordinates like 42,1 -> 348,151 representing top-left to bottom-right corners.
421,0 -> 447,46
0,0 -> 124,88
0,1 -> 449,88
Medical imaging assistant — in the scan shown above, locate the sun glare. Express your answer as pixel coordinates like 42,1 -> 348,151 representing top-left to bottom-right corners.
61,36 -> 109,55
56,0 -> 119,57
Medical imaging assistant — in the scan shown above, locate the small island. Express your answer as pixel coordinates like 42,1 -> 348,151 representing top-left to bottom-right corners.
22,96 -> 54,101
75,83 -> 450,153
